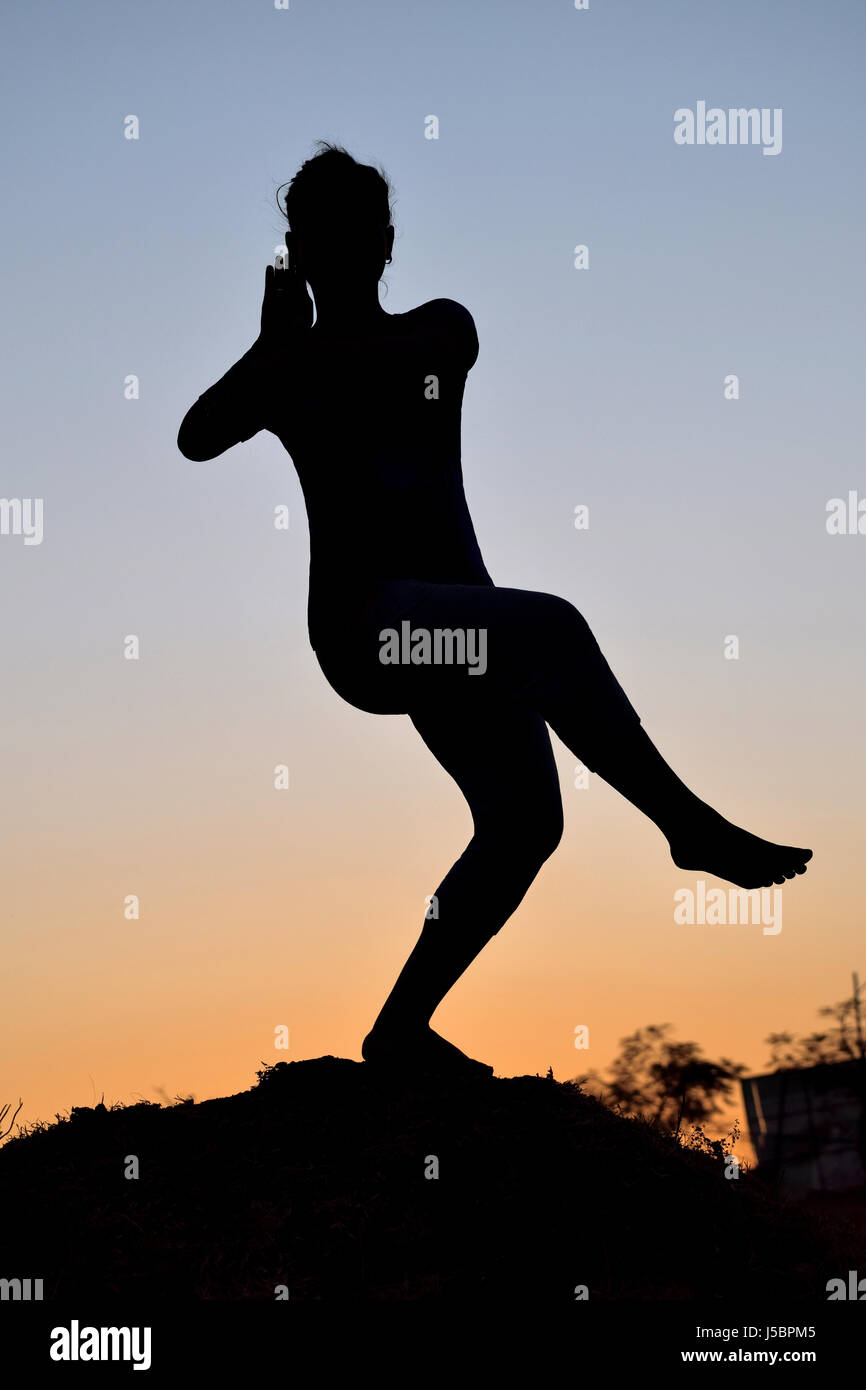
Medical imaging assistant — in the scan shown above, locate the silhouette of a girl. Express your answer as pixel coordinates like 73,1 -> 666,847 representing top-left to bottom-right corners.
178,143 -> 811,1079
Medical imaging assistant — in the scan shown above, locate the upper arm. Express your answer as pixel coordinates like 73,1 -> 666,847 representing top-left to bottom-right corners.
428,298 -> 479,372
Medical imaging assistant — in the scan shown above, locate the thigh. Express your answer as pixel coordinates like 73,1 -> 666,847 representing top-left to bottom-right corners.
315,581 -> 575,715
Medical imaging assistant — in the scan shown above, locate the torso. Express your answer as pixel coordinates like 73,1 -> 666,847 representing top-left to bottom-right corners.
266,300 -> 493,648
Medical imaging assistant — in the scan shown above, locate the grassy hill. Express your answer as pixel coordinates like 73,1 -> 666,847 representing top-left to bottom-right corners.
0,1058 -> 848,1300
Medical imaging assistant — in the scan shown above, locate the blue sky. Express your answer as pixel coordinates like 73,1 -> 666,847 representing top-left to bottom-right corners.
2,0 -> 864,1121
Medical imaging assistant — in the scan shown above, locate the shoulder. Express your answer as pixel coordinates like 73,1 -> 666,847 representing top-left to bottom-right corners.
414,299 -> 479,369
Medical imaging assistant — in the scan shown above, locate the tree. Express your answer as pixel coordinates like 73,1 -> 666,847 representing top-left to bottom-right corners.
765,978 -> 866,1071
575,1024 -> 747,1135
0,1099 -> 23,1146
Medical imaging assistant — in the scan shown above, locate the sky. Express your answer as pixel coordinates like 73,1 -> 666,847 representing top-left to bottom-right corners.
1,0 -> 864,1154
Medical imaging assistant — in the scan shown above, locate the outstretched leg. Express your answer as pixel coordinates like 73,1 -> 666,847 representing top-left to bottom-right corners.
362,697 -> 563,1077
330,581 -> 812,891
500,592 -> 812,889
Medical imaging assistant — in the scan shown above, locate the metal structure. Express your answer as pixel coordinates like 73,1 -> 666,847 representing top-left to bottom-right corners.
742,1057 -> 866,1194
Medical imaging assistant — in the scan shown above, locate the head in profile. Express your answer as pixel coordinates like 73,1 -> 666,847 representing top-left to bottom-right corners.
279,142 -> 395,307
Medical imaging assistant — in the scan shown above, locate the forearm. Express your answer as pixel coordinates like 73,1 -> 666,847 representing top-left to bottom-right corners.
177,338 -> 273,461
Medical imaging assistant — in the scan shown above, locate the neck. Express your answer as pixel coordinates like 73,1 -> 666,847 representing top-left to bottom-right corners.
311,282 -> 387,334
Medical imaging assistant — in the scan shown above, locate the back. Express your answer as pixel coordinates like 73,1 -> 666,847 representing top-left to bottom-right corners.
269,299 -> 493,645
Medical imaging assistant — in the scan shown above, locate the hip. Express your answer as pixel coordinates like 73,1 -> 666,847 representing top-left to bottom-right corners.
310,577 -> 513,715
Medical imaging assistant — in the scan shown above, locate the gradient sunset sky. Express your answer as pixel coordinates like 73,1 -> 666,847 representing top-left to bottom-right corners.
2,0 -> 864,1146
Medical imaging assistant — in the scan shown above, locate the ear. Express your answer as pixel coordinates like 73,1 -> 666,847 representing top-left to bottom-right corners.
385,224 -> 395,260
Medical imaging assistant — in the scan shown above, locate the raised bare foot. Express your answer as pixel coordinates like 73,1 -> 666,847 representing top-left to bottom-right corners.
667,803 -> 812,889
362,1022 -> 494,1080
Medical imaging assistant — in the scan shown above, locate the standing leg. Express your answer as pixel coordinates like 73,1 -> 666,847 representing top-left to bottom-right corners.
362,697 -> 563,1076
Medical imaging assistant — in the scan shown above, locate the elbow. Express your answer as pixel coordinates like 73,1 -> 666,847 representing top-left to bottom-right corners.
177,416 -> 214,462
177,435 -> 208,462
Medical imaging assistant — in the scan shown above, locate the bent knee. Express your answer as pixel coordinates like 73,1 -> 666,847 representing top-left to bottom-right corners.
532,801 -> 564,861
478,798 -> 563,868
551,593 -> 592,638
527,592 -> 593,650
